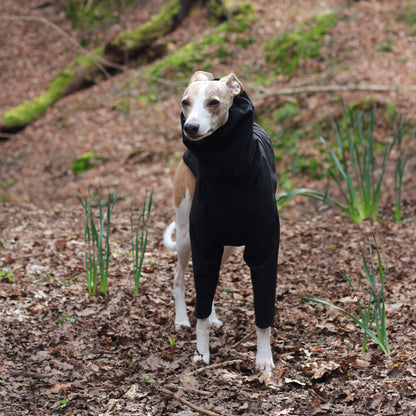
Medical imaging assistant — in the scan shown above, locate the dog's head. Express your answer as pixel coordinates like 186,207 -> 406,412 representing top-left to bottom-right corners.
181,71 -> 245,141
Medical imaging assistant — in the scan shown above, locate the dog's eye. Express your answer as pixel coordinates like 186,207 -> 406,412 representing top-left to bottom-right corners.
182,99 -> 190,107
208,99 -> 220,107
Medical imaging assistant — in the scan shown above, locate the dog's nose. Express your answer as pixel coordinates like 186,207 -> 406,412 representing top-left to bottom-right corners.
184,122 -> 200,136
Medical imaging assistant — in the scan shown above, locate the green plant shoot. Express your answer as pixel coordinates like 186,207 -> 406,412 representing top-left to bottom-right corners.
393,119 -> 416,221
278,102 -> 412,223
302,234 -> 390,354
0,269 -> 14,283
168,336 -> 176,349
78,189 -> 118,295
131,189 -> 153,294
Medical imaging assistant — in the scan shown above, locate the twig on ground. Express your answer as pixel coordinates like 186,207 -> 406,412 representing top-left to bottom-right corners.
188,359 -> 242,376
158,386 -> 221,416
231,329 -> 255,349
164,383 -> 211,396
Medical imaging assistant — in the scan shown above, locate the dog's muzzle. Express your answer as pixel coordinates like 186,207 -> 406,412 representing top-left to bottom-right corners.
183,122 -> 200,137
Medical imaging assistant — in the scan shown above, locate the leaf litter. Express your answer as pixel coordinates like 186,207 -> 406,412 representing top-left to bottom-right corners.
1,0 -> 416,415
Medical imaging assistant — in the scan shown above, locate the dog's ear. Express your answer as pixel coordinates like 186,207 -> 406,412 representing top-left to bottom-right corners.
190,71 -> 215,83
219,73 -> 244,97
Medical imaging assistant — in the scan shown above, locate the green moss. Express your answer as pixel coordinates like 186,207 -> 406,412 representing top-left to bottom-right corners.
1,2 -> 182,129
66,0 -> 139,30
72,46 -> 105,69
347,99 -> 397,126
257,100 -> 327,180
377,43 -> 392,52
208,0 -> 254,27
2,69 -> 75,127
264,11 -> 337,76
349,97 -> 378,112
149,38 -> 220,81
259,99 -> 409,195
1,45 -> 106,129
111,0 -> 181,50
398,3 -> 416,27
71,151 -> 96,175
227,2 -> 256,33
384,103 -> 397,123
208,0 -> 231,21
149,2 -> 255,82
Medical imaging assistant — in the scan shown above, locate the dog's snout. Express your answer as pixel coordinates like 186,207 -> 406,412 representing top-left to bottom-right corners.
184,122 -> 200,136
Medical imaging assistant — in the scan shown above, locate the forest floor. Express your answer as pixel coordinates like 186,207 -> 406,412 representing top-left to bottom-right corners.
1,0 -> 416,415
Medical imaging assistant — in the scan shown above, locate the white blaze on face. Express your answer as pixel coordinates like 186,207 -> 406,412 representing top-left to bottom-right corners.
185,83 -> 213,138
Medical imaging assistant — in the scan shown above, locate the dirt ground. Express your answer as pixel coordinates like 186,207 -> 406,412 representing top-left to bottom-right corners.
1,1 -> 416,415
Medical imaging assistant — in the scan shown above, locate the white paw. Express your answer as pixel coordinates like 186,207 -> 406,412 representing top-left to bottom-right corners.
256,326 -> 274,372
256,351 -> 275,372
174,317 -> 191,330
193,350 -> 210,364
208,315 -> 223,328
175,320 -> 191,331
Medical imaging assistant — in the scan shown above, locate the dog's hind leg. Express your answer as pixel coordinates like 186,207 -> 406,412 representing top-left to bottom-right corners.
173,189 -> 192,328
222,245 -> 236,264
207,246 -> 235,328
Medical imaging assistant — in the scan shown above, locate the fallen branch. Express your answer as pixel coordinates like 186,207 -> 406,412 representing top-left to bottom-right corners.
0,0 -> 191,136
253,83 -> 416,99
164,383 -> 211,396
188,359 -> 242,376
158,386 -> 221,416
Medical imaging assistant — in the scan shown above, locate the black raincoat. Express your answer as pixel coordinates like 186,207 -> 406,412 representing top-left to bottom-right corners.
182,91 -> 280,329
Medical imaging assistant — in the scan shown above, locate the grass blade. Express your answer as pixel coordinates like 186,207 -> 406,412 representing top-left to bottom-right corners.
301,235 -> 390,354
131,189 -> 153,294
301,296 -> 389,354
278,101 -> 412,223
78,189 -> 118,296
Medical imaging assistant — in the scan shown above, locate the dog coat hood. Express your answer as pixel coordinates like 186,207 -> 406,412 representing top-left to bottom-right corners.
181,91 -> 259,186
180,90 -> 280,329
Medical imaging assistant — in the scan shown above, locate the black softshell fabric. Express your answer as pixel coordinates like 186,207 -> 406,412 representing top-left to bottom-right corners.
182,91 -> 280,329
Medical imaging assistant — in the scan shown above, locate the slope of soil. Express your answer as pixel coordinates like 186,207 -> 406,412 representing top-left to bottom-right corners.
1,1 -> 416,415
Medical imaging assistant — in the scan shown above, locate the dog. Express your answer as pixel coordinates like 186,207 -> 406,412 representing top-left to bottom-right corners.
164,71 -> 280,371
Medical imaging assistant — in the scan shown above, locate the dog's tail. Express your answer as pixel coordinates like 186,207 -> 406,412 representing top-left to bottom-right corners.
163,221 -> 177,250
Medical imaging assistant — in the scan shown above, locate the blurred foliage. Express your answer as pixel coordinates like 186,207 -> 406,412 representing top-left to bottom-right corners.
264,11 -> 337,76
65,0 -> 138,30
257,98 -> 401,190
71,151 -> 97,175
149,2 -> 255,84
1,70 -> 75,127
397,2 -> 416,30
110,0 -> 181,49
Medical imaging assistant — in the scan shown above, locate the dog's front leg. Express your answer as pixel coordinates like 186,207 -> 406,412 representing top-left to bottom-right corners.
193,318 -> 210,364
206,246 -> 235,328
255,326 -> 275,372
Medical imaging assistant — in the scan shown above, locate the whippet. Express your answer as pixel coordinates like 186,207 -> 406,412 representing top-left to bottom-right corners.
164,71 -> 280,371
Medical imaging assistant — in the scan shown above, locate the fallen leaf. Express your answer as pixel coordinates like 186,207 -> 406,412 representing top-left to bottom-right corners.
311,362 -> 341,381
49,383 -> 72,394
